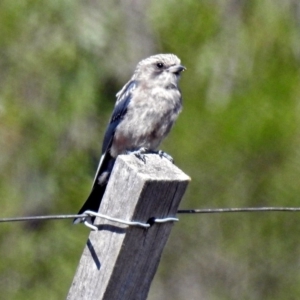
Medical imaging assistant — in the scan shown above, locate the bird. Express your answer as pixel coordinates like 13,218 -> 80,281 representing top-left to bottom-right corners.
73,53 -> 186,224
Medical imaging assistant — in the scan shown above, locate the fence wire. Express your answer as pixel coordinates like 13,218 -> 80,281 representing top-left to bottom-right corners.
1,207 -> 300,223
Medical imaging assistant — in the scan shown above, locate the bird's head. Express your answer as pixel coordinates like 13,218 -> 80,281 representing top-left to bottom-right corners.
133,54 -> 186,86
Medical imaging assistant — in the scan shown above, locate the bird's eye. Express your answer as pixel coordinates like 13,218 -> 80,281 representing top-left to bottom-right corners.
156,62 -> 164,69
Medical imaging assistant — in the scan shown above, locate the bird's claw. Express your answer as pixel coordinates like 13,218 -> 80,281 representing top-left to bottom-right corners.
126,148 -> 174,164
157,150 -> 174,163
126,147 -> 148,163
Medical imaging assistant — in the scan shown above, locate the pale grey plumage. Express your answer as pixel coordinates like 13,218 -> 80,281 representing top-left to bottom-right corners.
111,54 -> 184,157
74,54 -> 185,223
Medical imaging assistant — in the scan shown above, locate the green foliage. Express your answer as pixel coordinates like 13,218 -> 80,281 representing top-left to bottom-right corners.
0,0 -> 300,299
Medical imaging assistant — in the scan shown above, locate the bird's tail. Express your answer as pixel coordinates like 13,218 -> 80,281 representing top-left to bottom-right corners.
73,152 -> 116,224
73,184 -> 107,224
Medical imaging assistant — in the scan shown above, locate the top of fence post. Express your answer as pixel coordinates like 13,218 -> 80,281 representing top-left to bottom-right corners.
67,154 -> 190,300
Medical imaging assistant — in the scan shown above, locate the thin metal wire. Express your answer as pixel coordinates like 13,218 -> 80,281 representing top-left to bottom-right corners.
0,210 -> 179,231
81,210 -> 178,230
177,207 -> 300,213
0,214 -> 81,222
83,210 -> 151,227
152,217 -> 179,223
0,207 -> 300,224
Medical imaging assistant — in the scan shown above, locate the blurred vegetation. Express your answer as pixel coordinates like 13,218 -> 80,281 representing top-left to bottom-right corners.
0,0 -> 300,299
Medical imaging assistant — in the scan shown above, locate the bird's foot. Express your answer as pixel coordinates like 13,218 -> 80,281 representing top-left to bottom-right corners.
126,147 -> 148,163
126,148 -> 174,164
157,150 -> 174,163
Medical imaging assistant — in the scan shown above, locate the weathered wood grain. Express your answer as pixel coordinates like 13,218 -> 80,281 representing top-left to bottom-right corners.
67,154 -> 190,300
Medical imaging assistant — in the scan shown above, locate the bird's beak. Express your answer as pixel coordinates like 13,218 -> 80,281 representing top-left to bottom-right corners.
168,65 -> 186,75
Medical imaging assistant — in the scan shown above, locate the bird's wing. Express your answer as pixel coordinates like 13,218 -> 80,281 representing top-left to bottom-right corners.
102,80 -> 136,154
91,80 -> 137,186
74,80 -> 137,222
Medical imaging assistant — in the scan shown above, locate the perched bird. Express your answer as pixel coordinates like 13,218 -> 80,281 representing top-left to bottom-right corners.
74,54 -> 186,224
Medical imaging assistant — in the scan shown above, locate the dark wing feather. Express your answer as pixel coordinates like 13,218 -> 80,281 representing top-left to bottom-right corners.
73,80 -> 136,223
101,80 -> 136,154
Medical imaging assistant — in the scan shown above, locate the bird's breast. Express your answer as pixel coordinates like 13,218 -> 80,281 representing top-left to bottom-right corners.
110,86 -> 182,157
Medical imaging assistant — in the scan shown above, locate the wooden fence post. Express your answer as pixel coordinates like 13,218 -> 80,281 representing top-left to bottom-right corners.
67,154 -> 190,300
